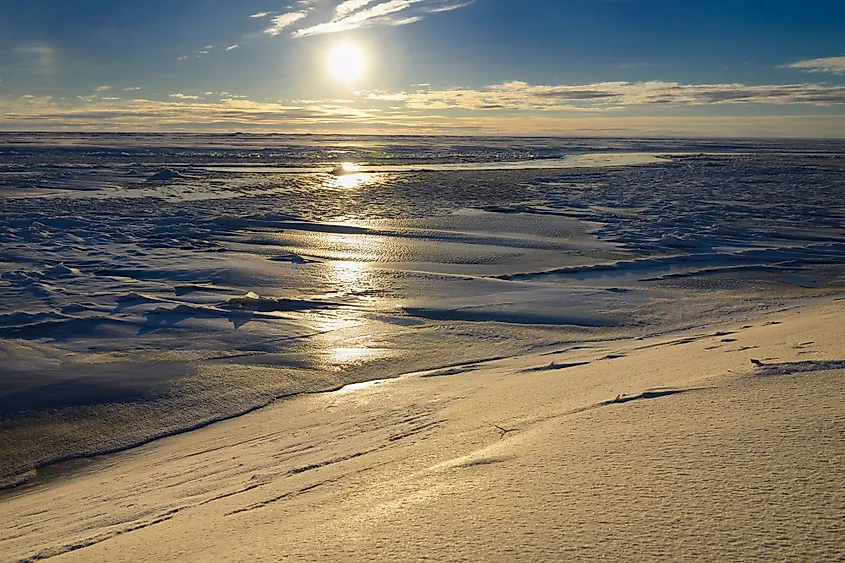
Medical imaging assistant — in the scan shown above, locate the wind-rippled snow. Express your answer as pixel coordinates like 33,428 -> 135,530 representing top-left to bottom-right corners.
1,133 -> 843,488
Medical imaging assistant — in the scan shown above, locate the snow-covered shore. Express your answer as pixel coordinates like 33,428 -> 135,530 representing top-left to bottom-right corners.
1,135 -> 844,560
3,136 -> 844,491
2,297 -> 843,562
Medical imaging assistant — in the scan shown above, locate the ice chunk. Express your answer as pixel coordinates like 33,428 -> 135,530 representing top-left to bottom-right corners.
44,263 -> 82,277
146,168 -> 183,182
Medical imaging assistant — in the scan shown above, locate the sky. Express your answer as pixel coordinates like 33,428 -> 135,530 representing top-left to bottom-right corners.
1,0 -> 844,137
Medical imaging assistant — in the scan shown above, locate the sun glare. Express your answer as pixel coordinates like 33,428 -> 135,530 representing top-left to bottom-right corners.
328,44 -> 366,83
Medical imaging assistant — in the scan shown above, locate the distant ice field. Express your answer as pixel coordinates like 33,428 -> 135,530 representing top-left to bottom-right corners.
1,134 -> 843,488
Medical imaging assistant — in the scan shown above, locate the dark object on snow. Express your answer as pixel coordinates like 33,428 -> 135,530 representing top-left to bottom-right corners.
147,168 -> 183,182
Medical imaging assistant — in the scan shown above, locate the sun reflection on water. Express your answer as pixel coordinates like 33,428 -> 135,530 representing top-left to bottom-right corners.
310,257 -> 394,369
338,162 -> 359,173
334,172 -> 371,189
330,259 -> 371,294
328,163 -> 371,189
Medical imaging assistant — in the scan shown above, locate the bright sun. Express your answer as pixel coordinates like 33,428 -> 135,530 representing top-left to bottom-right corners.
327,44 -> 366,83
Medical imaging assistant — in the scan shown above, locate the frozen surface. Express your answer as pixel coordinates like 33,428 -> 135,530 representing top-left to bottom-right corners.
1,134 -> 844,488
1,299 -> 843,562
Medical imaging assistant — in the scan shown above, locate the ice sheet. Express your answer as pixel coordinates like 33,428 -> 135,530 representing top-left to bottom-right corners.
1,134 -> 843,488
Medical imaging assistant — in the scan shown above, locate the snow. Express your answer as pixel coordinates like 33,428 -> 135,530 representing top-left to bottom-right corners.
0,133 -> 844,559
1,300 -> 843,561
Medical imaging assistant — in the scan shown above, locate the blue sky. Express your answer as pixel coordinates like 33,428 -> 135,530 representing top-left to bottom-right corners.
2,0 -> 844,136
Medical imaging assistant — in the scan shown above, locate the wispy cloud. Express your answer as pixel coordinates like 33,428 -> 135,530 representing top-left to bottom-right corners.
296,0 -> 409,36
17,94 -> 52,104
124,87 -> 142,91
94,85 -> 112,92
334,0 -> 381,18
0,95 -> 388,132
265,11 -> 310,35
14,43 -> 57,75
781,56 -> 845,74
362,90 -> 409,101
401,80 -> 845,111
422,1 -> 473,13
251,0 -> 475,38
335,0 -> 379,17
3,90 -> 845,137
250,11 -> 272,18
225,44 -> 239,51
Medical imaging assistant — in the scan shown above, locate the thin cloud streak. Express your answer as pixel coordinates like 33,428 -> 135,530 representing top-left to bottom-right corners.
265,11 -> 310,36
2,95 -> 381,126
782,56 -> 845,74
335,0 -> 380,18
14,43 -> 58,75
423,1 -> 474,13
291,0 -> 471,37
3,92 -> 844,137
403,80 -> 845,110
